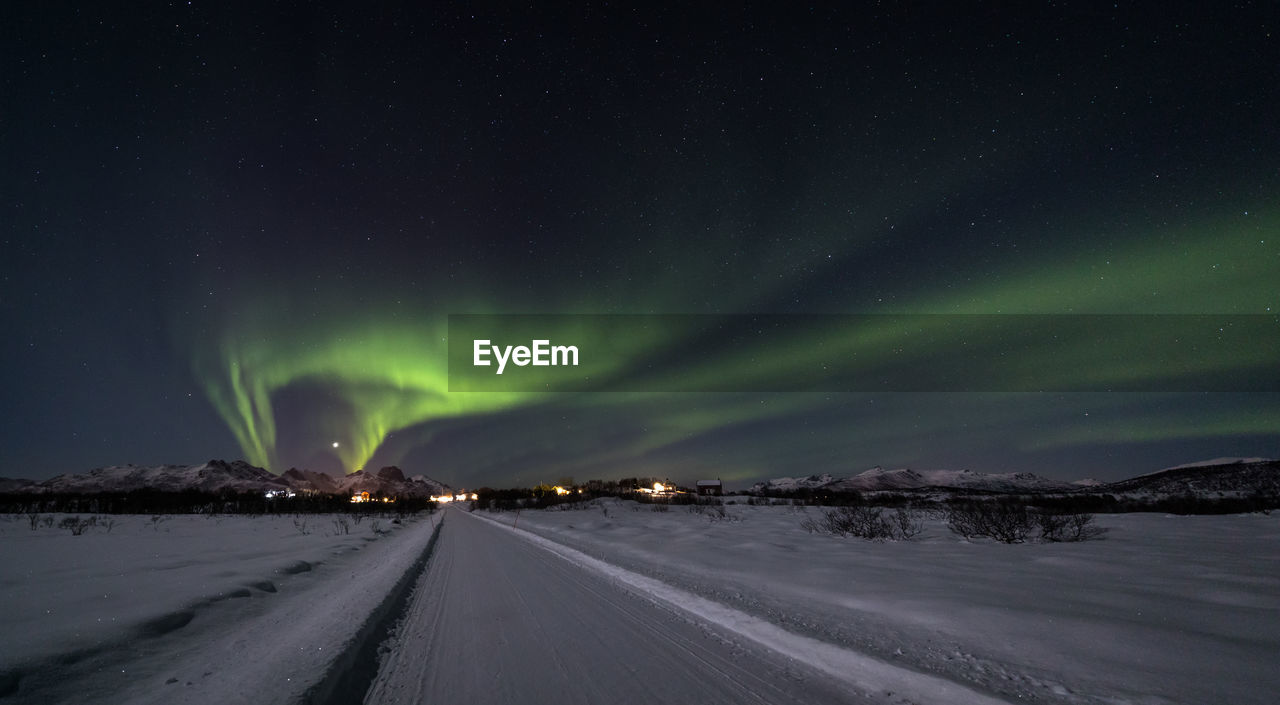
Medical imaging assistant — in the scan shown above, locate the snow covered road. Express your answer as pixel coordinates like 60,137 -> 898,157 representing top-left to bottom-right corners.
366,507 -> 1010,705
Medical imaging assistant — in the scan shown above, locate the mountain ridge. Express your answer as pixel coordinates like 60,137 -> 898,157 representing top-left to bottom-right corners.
0,460 -> 451,498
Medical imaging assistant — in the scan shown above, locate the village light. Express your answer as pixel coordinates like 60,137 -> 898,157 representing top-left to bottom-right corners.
653,482 -> 665,493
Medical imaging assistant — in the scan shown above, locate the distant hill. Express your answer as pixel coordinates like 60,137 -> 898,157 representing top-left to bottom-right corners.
1098,458 -> 1279,497
751,458 -> 1280,497
0,477 -> 36,493
751,467 -> 1078,495
0,460 -> 451,498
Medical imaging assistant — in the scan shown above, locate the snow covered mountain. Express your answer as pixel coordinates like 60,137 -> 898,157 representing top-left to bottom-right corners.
33,460 -> 292,494
2,460 -> 450,497
750,467 -> 1077,494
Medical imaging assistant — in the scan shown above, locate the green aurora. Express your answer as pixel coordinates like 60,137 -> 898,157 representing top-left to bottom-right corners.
187,205 -> 1279,481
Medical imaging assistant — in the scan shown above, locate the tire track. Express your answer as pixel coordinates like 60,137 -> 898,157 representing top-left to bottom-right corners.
303,513 -> 444,705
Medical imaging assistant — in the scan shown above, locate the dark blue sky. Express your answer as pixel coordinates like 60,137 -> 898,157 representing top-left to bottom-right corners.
3,2 -> 1277,486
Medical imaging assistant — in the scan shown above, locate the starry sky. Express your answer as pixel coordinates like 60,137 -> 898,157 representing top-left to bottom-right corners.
3,2 -> 1278,487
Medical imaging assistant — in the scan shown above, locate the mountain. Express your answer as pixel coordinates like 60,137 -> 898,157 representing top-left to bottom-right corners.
749,474 -> 838,493
2,460 -> 450,497
332,466 -> 451,498
1099,458 -> 1280,496
751,467 -> 1077,494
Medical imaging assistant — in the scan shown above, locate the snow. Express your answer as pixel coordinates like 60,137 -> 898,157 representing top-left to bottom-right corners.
4,501 -> 1277,704
0,511 -> 438,704
503,500 -> 1280,705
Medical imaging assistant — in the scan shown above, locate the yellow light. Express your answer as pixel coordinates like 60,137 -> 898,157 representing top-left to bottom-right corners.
653,482 -> 665,493
553,485 -> 570,495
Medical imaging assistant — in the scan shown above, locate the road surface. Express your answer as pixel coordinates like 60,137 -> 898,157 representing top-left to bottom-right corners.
363,507 -> 862,704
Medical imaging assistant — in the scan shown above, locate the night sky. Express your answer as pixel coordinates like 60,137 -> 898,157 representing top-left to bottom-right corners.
3,2 -> 1277,487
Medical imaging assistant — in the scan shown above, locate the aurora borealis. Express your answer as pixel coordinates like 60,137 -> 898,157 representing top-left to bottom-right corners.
3,3 -> 1277,486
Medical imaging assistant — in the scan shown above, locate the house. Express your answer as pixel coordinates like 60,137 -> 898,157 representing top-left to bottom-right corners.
695,479 -> 723,496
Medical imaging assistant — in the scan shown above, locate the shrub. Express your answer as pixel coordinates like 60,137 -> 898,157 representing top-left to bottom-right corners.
59,516 -> 93,536
947,501 -> 1032,543
1037,511 -> 1106,542
704,505 -> 737,522
802,506 -> 921,540
891,507 -> 924,539
833,506 -> 893,540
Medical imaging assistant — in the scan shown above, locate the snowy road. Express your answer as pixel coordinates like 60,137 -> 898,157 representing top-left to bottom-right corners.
366,508 -> 1008,705
365,508 -> 855,704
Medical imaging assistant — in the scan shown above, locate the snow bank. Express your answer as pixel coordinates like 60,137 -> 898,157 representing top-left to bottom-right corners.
0,512 -> 439,704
